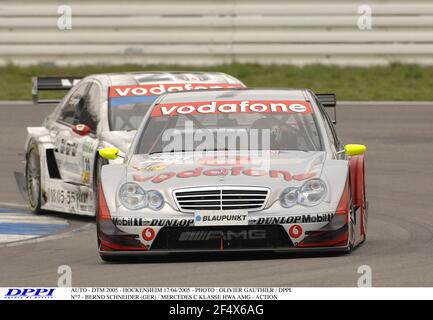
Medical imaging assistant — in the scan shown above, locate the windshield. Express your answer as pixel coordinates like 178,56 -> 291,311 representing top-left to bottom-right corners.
135,99 -> 322,154
109,96 -> 157,131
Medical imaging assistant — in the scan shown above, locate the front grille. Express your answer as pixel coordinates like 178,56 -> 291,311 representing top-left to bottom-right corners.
174,187 -> 269,212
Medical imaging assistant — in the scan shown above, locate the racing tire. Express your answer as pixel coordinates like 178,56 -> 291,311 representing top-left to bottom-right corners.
360,201 -> 368,245
25,143 -> 42,215
345,191 -> 356,254
360,164 -> 368,245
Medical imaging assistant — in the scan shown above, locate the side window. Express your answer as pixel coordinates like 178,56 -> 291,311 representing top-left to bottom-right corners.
75,83 -> 100,133
58,83 -> 90,125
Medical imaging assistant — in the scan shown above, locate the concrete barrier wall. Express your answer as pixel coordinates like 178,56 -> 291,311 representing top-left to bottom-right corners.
1,0 -> 432,65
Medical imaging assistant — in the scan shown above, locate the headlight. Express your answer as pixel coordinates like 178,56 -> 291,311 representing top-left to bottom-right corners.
279,179 -> 327,208
298,179 -> 327,207
119,183 -> 148,210
147,190 -> 164,211
279,187 -> 298,208
118,183 -> 165,211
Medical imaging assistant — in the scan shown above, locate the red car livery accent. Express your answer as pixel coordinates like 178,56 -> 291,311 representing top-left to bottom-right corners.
151,100 -> 312,117
109,83 -> 243,98
350,154 -> 366,236
289,225 -> 303,239
142,228 -> 156,241
132,166 -> 317,184
98,186 -> 148,251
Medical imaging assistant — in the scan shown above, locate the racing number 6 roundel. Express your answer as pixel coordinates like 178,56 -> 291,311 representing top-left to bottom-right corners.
289,225 -> 303,239
142,228 -> 155,241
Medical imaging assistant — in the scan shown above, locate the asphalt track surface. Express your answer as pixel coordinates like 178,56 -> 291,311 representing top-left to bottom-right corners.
0,101 -> 432,287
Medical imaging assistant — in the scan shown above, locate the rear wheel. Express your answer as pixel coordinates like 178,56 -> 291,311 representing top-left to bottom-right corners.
26,143 -> 42,214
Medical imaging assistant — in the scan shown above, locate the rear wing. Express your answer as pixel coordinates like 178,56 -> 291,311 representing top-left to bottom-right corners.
32,76 -> 83,104
316,93 -> 337,124
316,93 -> 336,108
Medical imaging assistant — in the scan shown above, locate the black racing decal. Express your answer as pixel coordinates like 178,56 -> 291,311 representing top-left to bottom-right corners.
112,217 -> 194,227
45,149 -> 61,179
113,214 -> 334,228
253,213 -> 334,225
47,187 -> 89,206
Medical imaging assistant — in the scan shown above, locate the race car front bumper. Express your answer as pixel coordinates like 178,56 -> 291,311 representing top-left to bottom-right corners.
98,219 -> 350,257
97,187 -> 350,258
99,245 -> 348,260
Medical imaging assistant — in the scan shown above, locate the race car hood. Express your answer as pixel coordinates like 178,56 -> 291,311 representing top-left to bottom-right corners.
127,151 -> 326,192
101,150 -> 348,215
100,131 -> 137,154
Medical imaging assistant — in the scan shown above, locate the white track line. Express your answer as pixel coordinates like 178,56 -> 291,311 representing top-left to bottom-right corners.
0,215 -> 68,224
0,203 -> 91,247
0,101 -> 33,105
0,235 -> 38,242
0,222 -> 94,248
0,201 -> 28,210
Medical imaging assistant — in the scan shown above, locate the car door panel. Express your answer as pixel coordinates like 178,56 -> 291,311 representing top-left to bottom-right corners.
53,82 -> 92,184
72,82 -> 102,187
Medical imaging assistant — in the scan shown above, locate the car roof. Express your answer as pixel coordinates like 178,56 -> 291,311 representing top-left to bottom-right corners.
158,88 -> 309,103
92,71 -> 243,86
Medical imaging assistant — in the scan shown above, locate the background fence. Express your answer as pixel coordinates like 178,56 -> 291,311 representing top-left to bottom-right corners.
1,0 -> 433,66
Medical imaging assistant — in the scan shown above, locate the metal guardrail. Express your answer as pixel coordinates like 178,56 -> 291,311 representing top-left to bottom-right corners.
0,0 -> 433,65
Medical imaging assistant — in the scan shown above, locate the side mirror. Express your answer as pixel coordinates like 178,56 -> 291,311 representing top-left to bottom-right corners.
316,93 -> 337,124
345,144 -> 366,156
72,124 -> 91,136
99,148 -> 119,160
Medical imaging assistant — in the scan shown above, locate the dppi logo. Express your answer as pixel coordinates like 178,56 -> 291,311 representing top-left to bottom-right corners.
5,288 -> 55,299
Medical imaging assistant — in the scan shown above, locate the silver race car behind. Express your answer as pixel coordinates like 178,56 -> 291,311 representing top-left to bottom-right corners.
22,72 -> 245,216
97,88 -> 368,261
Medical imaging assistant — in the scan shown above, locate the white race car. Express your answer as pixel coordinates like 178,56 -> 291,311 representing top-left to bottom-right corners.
96,88 -> 368,260
22,72 -> 245,216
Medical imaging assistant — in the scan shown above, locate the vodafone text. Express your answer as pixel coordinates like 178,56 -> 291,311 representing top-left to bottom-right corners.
109,83 -> 241,98
133,166 -> 317,184
152,100 -> 312,117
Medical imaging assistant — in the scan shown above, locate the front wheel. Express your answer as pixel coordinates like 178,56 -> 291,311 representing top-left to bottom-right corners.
360,201 -> 369,245
26,143 -> 42,214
